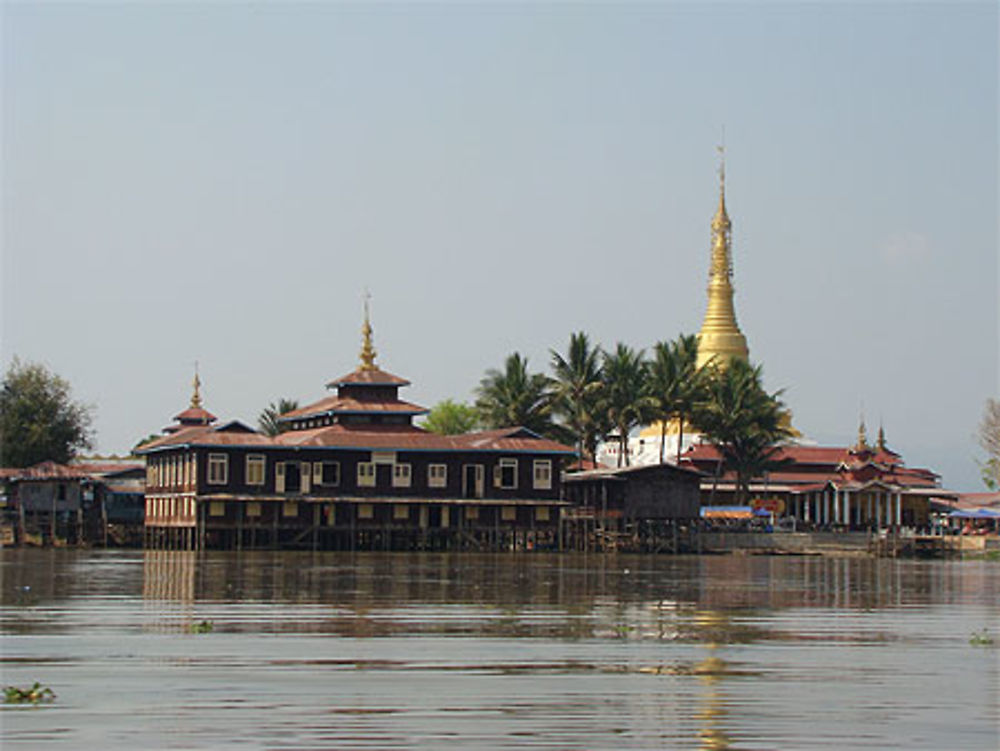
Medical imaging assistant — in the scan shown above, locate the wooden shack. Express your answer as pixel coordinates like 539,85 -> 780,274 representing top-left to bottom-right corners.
561,463 -> 703,551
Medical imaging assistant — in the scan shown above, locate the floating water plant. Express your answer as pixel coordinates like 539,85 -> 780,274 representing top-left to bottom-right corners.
4,682 -> 55,705
969,629 -> 993,646
190,620 -> 214,634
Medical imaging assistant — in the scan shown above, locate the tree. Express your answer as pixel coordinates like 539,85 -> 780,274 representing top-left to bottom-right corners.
691,359 -> 792,504
258,398 -> 299,437
601,343 -> 653,467
978,398 -> 1000,490
645,334 -> 705,464
550,332 -> 605,465
422,399 -> 480,435
0,358 -> 94,467
475,353 -> 556,437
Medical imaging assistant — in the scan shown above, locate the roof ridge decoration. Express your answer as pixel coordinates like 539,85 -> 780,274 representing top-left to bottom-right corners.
191,362 -> 203,409
359,290 -> 377,371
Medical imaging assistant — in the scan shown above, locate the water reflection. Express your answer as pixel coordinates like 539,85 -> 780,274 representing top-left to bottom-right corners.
3,550 -> 997,750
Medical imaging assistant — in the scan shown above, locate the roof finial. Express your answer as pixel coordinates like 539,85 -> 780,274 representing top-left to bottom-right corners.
191,362 -> 203,409
360,289 -> 377,370
877,420 -> 886,451
855,409 -> 869,451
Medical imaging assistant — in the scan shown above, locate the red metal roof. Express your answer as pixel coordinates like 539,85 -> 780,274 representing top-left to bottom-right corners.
282,395 -> 428,420
5,461 -> 93,481
273,423 -> 575,455
325,367 -> 411,388
172,406 -> 217,423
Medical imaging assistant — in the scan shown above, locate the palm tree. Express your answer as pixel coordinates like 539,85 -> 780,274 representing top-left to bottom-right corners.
601,343 -> 652,467
258,398 -> 299,437
645,334 -> 704,464
475,353 -> 556,437
550,332 -> 604,465
691,359 -> 792,503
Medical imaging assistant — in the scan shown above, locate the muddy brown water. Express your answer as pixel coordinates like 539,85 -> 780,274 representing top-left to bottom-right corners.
1,550 -> 997,749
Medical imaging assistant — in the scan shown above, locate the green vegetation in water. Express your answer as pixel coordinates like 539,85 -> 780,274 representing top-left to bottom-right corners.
969,629 -> 993,646
4,682 -> 55,705
191,620 -> 214,634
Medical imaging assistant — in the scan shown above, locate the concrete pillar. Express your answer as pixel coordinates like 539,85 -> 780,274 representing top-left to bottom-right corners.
843,491 -> 851,528
822,490 -> 830,525
804,494 -> 811,522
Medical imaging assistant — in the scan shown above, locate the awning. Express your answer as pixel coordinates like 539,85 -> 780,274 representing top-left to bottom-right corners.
700,506 -> 771,520
948,508 -> 1000,519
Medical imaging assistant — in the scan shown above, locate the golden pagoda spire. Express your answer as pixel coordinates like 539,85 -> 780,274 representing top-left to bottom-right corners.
696,145 -> 749,370
359,291 -> 377,371
190,362 -> 203,409
854,412 -> 870,452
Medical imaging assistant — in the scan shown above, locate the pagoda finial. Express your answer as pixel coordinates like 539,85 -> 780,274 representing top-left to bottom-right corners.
855,411 -> 869,451
877,420 -> 886,451
190,362 -> 203,409
696,143 -> 747,370
359,290 -> 377,371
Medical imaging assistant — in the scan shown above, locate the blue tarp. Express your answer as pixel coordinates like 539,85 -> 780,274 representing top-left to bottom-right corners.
948,508 -> 1000,519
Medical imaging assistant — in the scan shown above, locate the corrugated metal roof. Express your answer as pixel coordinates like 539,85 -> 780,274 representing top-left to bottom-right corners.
281,395 -> 427,421
325,366 -> 411,388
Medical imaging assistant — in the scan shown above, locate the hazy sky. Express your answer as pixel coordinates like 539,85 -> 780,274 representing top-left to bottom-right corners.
2,2 -> 997,490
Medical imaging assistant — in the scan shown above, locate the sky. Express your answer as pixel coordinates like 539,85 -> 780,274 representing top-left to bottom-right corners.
2,1 -> 997,490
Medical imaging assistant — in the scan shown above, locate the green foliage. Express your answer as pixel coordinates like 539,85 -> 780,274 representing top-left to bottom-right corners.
691,359 -> 793,503
550,332 -> 605,464
422,400 -> 480,435
4,682 -> 55,704
969,628 -> 993,646
190,620 -> 214,634
258,398 -> 299,437
475,353 -> 556,438
601,344 -> 653,467
0,358 -> 94,467
645,334 -> 705,463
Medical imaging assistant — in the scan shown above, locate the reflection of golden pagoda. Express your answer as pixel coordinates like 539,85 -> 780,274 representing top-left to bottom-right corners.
696,146 -> 749,371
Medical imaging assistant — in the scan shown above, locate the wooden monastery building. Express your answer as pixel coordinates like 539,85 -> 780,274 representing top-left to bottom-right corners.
136,316 -> 576,551
680,422 -> 955,529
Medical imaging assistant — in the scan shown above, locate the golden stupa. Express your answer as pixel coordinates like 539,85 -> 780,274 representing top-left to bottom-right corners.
696,147 -> 749,371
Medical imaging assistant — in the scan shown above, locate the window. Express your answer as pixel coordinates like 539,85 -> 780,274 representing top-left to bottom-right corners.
428,464 -> 447,488
535,506 -> 550,522
501,506 -> 517,521
357,462 -> 376,487
147,465 -> 156,486
393,463 -> 412,488
283,501 -> 298,517
497,458 -> 518,489
358,503 -> 374,520
466,506 -> 479,520
393,504 -> 410,520
210,501 -> 226,517
208,454 -> 228,485
246,455 -> 266,486
246,502 -> 261,517
533,460 -> 552,490
315,462 -> 340,486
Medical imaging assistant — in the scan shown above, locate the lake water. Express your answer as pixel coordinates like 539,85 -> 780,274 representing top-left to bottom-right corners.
1,549 -> 997,749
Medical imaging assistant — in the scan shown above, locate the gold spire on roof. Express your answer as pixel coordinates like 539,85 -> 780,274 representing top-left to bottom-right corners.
696,144 -> 749,370
359,291 -> 377,371
190,362 -> 203,409
877,421 -> 886,451
854,413 -> 870,452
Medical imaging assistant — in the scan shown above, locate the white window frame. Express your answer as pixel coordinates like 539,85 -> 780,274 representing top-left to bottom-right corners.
532,460 -> 552,490
208,453 -> 228,485
428,464 -> 447,488
392,463 -> 412,488
357,462 -> 376,488
246,454 -> 266,486
316,461 -> 340,486
497,458 -> 518,489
